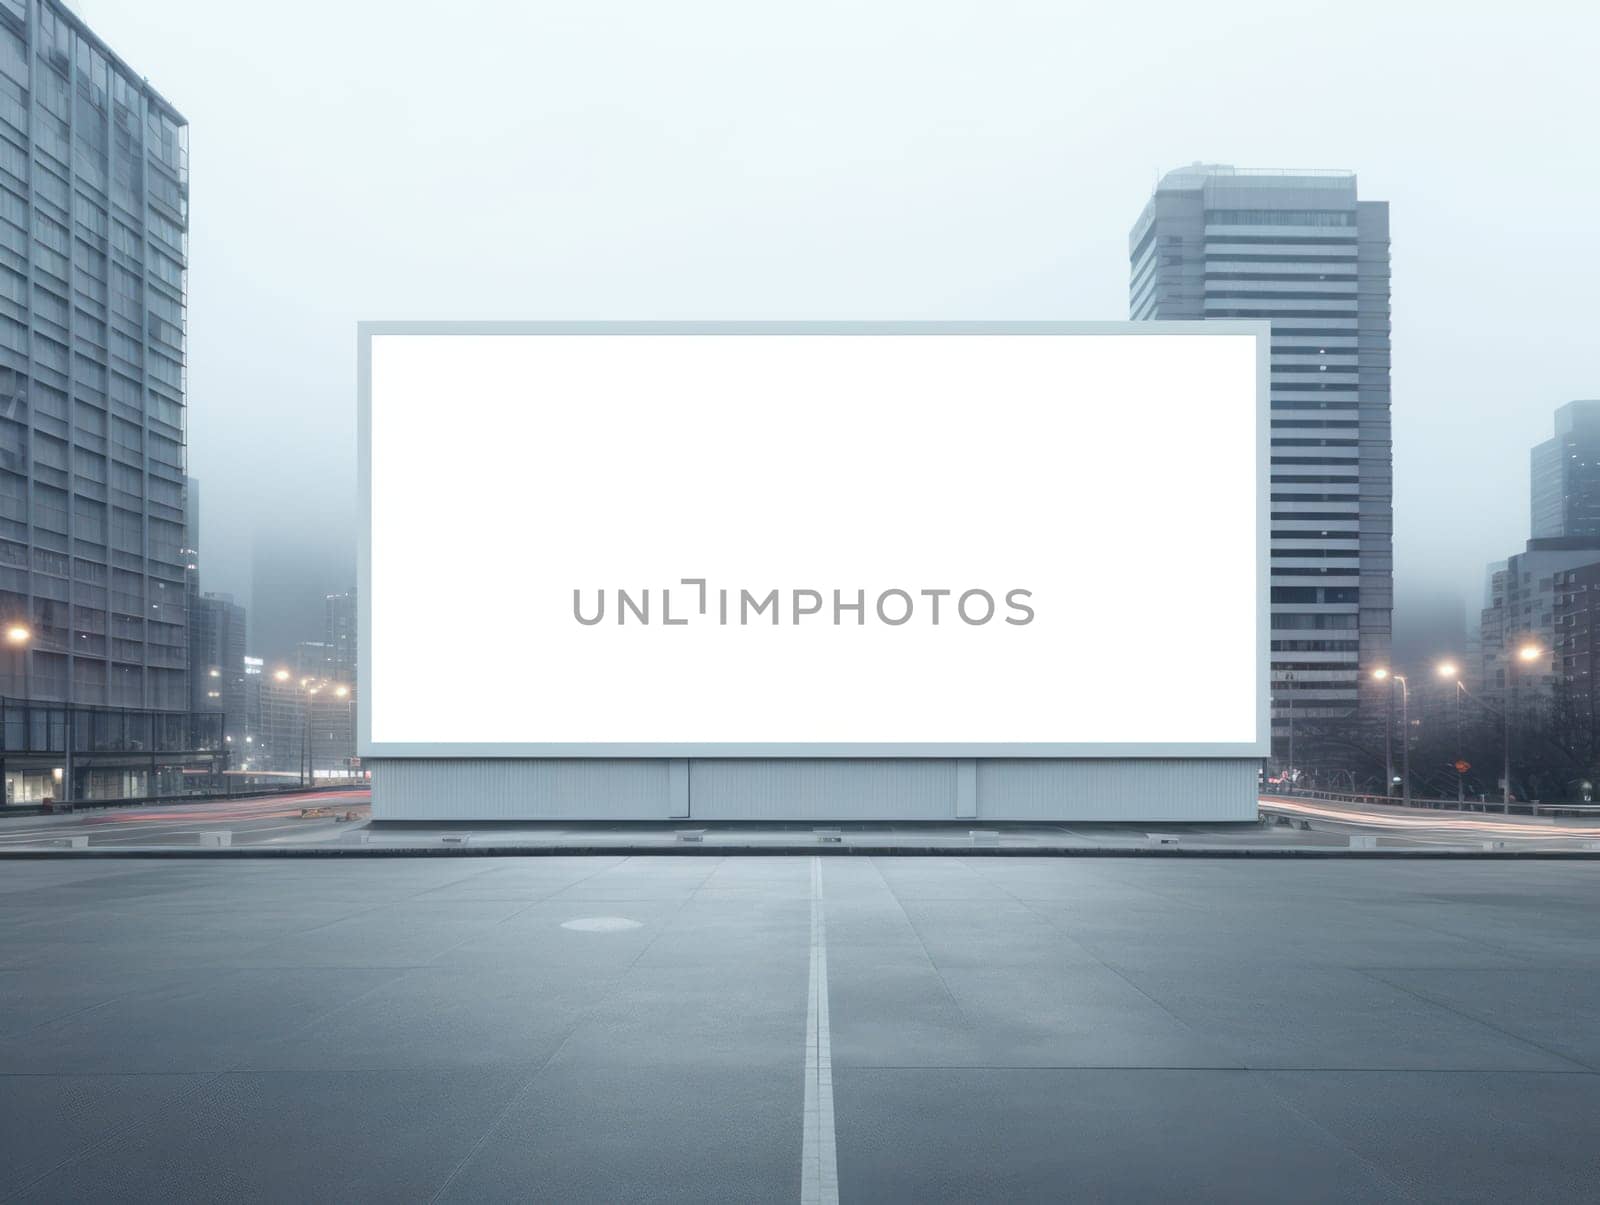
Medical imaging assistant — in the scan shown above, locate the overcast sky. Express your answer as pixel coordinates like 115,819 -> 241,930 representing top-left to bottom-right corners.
83,0 -> 1600,650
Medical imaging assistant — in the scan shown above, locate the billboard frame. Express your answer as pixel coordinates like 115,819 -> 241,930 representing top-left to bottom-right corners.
357,320 -> 1271,760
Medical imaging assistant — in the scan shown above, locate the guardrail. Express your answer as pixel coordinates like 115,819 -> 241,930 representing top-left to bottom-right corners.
1262,788 -> 1600,818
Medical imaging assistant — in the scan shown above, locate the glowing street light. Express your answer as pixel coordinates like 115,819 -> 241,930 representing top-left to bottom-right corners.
1505,643 -> 1543,810
5,623 -> 30,645
1438,661 -> 1465,803
273,668 -> 290,682
1392,673 -> 1411,806
1373,668 -> 1396,795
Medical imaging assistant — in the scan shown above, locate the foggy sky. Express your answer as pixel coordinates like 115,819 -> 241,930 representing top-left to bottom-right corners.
87,0 -> 1600,658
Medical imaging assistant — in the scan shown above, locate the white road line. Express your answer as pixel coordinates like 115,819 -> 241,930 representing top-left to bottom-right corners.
802,856 -> 839,1205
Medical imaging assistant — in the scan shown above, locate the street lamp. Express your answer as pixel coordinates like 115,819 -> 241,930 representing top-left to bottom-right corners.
1394,673 -> 1410,807
1373,668 -> 1410,804
1373,667 -> 1394,797
1505,643 -> 1542,811
303,684 -> 321,788
332,684 -> 353,781
1437,661 -> 1465,804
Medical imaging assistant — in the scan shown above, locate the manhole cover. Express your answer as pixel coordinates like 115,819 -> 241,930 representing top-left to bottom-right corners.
561,916 -> 642,932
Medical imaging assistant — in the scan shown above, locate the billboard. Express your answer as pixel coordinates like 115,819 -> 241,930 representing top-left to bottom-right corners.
359,323 -> 1267,757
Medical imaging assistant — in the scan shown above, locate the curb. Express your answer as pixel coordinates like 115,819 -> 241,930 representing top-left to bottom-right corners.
1,845 -> 1598,860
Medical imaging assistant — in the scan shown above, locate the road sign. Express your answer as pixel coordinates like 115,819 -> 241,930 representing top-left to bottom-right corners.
1453,759 -> 1471,774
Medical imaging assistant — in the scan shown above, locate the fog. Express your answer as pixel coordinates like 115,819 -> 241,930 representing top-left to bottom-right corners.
87,0 -> 1600,663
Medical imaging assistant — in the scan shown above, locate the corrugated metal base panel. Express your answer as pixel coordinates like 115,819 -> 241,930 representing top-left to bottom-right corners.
371,759 -> 670,821
975,759 -> 1258,822
688,759 -> 956,820
371,758 -> 1258,822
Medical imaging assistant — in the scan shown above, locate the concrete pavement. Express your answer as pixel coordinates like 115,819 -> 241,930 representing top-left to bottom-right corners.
2,855 -> 1598,1201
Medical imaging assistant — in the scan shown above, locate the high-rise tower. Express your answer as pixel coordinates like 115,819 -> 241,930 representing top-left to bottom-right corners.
1130,165 -> 1392,751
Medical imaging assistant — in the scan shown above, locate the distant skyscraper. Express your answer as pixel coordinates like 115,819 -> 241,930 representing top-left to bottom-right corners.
325,587 -> 356,684
293,639 -> 331,680
1130,165 -> 1392,748
251,529 -> 353,667
238,654 -> 263,768
323,586 -> 357,773
1477,400 -> 1600,734
1530,401 -> 1600,540
0,1 -> 190,710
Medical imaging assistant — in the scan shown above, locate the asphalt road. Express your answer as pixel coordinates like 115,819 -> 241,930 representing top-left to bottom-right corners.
0,790 -> 370,849
2,855 -> 1598,1202
6,789 -> 1600,853
1261,794 -> 1600,849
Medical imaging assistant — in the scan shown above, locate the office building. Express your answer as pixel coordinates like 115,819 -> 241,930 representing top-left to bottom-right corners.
1531,400 -> 1600,540
234,653 -> 263,769
187,589 -> 245,739
308,682 -> 354,778
0,2 -> 220,801
1477,541 -> 1600,703
0,0 -> 190,707
1478,400 -> 1600,745
259,669 -> 303,777
293,639 -> 330,680
1475,542 -> 1600,800
1130,164 -> 1392,753
1553,562 -> 1600,745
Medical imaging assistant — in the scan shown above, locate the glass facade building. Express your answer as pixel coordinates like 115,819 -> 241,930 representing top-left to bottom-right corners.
0,1 -> 217,803
1129,165 -> 1393,752
325,587 -> 356,685
1531,400 -> 1600,541
0,0 -> 188,710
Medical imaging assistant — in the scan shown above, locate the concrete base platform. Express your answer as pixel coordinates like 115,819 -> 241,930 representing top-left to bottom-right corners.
371,757 -> 1260,823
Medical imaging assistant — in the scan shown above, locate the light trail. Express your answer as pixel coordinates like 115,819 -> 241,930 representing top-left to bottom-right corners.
0,789 -> 372,845
1261,794 -> 1600,841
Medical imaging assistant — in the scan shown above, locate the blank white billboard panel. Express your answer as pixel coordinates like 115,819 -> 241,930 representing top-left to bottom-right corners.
361,324 -> 1266,757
